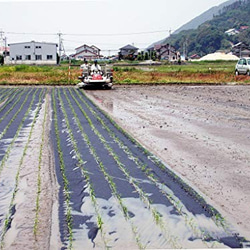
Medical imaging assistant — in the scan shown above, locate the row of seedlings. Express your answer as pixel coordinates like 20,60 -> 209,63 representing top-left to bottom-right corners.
74,88 -> 244,248
0,88 -> 19,110
74,88 -> 217,246
0,89 -> 25,121
52,89 -> 74,249
64,87 -> 182,249
0,88 -> 14,102
57,88 -> 143,249
60,88 -> 144,249
53,89 -> 110,249
0,88 -> 45,247
0,88 -> 38,174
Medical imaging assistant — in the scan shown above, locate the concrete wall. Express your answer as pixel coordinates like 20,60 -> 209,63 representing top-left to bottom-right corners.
8,41 -> 58,65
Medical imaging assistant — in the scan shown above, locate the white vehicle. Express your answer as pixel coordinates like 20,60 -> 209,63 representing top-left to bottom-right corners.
77,64 -> 113,89
235,57 -> 250,76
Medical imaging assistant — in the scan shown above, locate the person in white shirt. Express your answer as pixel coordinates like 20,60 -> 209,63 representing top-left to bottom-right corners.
91,60 -> 101,73
80,59 -> 89,70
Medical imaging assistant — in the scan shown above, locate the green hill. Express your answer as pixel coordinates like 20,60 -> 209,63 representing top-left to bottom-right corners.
160,0 -> 250,57
173,0 -> 238,34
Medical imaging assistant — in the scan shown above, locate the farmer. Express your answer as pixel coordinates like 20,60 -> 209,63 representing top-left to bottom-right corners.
91,60 -> 101,73
80,59 -> 89,70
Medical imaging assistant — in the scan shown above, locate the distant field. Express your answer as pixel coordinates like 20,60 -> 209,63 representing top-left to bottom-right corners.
0,61 -> 250,85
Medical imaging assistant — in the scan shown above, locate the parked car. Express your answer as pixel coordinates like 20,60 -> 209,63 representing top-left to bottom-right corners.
235,57 -> 250,76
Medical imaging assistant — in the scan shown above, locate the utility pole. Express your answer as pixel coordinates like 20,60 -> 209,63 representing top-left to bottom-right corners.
57,32 -> 65,65
0,30 -> 7,63
4,36 -> 7,58
0,30 -> 4,40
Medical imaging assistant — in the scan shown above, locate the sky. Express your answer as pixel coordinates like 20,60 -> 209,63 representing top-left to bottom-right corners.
0,0 -> 229,56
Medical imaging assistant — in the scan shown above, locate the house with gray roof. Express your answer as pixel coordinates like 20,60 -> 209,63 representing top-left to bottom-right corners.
119,44 -> 139,60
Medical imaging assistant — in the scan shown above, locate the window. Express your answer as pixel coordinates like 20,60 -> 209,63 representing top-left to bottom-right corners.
36,46 -> 42,49
16,55 -> 22,60
24,46 -> 31,49
47,55 -> 53,60
36,55 -> 42,60
25,55 -> 31,60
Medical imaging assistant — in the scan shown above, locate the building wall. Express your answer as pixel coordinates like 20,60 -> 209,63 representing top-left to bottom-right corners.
8,41 -> 58,65
75,45 -> 100,60
74,51 -> 99,60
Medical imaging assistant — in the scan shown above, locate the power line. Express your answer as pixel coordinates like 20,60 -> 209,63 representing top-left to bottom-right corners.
6,29 -> 169,37
64,30 -> 169,37
6,31 -> 56,36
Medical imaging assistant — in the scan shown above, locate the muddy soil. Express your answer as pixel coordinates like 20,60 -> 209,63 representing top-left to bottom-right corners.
85,85 -> 250,239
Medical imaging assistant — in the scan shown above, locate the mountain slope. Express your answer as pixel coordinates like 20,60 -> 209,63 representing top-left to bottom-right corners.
147,0 -> 238,49
173,0 -> 238,34
152,0 -> 250,57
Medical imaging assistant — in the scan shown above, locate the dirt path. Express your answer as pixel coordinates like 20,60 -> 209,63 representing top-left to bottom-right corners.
85,85 -> 250,239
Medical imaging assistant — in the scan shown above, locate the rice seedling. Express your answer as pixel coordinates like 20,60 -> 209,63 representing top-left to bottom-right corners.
0,88 -> 44,248
67,88 -> 181,249
74,88 -> 232,245
0,88 -> 27,124
52,89 -> 73,249
61,88 -> 144,249
0,88 -> 37,176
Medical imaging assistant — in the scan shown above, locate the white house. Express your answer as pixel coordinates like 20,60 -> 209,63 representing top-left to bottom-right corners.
225,28 -> 239,36
73,44 -> 101,60
8,41 -> 58,65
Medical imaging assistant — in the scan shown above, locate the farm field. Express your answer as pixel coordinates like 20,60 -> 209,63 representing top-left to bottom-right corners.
0,86 -> 249,249
1,61 -> 250,85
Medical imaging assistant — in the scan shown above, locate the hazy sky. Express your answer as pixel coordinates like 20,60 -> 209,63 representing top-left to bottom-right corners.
0,0 -> 229,55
